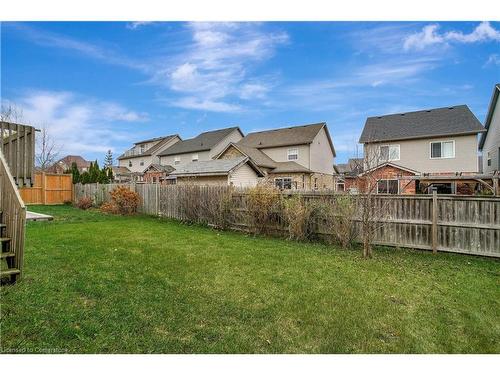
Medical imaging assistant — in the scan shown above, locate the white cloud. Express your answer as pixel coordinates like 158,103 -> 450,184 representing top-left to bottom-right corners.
154,22 -> 288,112
3,91 -> 149,156
126,22 -> 153,30
404,22 -> 500,51
484,54 -> 500,67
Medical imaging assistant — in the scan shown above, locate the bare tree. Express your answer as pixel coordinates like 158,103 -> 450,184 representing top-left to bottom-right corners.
36,125 -> 60,171
0,103 -> 24,123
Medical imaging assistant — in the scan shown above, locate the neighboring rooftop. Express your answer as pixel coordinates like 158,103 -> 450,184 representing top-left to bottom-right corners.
359,105 -> 486,143
144,164 -> 175,173
159,127 -> 242,157
335,158 -> 364,176
49,155 -> 90,170
170,157 -> 262,177
238,122 -> 335,156
479,83 -> 500,151
269,161 -> 312,174
118,134 -> 179,160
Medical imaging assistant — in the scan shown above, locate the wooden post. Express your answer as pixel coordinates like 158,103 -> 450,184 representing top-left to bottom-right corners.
431,190 -> 438,254
41,172 -> 47,205
493,177 -> 499,197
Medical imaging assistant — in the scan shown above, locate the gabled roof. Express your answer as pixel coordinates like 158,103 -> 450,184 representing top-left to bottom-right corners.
170,157 -> 263,177
238,122 -> 336,156
268,161 -> 312,174
143,164 -> 175,174
335,158 -> 363,176
159,127 -> 242,156
111,166 -> 131,175
359,162 -> 420,177
118,134 -> 180,160
479,84 -> 500,151
359,105 -> 486,143
215,142 -> 277,169
49,155 -> 90,170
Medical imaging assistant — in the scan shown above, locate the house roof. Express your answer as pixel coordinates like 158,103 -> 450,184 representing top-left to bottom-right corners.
335,158 -> 363,176
359,162 -> 420,177
268,161 -> 312,174
144,164 -> 175,173
159,127 -> 242,156
216,142 -> 278,169
111,166 -> 131,175
359,105 -> 486,143
51,155 -> 90,169
238,122 -> 336,156
118,134 -> 180,160
479,83 -> 500,151
170,157 -> 263,177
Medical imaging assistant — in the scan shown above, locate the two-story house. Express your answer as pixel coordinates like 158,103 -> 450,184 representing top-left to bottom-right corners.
358,105 -> 486,194
158,126 -> 243,167
479,84 -> 500,175
216,122 -> 336,189
118,134 -> 181,181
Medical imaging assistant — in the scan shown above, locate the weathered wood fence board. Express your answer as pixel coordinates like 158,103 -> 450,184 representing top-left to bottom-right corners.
73,183 -> 500,258
19,173 -> 73,205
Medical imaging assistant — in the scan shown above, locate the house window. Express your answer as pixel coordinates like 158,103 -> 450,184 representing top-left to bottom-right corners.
128,161 -> 132,167
140,145 -> 145,154
379,144 -> 400,161
174,156 -> 181,165
377,179 -> 399,194
336,181 -> 345,192
487,152 -> 491,167
275,177 -> 293,190
314,178 -> 318,190
140,161 -> 144,166
192,154 -> 199,162
430,141 -> 455,159
287,148 -> 298,161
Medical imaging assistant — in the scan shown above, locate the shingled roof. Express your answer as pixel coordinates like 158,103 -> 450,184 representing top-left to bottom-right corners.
170,157 -> 263,177
359,105 -> 486,143
118,134 -> 179,160
238,122 -> 335,156
159,127 -> 242,156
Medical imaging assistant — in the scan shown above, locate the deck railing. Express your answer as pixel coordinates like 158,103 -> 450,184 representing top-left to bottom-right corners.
1,121 -> 36,187
0,149 -> 27,278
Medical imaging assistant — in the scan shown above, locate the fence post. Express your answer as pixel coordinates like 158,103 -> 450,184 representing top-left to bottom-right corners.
432,190 -> 438,254
41,171 -> 46,205
156,183 -> 159,216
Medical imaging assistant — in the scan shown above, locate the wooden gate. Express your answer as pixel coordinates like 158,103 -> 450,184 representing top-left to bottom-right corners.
19,172 -> 73,204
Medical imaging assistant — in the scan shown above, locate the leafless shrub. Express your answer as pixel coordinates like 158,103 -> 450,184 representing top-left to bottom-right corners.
322,195 -> 357,249
246,184 -> 282,235
282,195 -> 317,241
75,196 -> 93,210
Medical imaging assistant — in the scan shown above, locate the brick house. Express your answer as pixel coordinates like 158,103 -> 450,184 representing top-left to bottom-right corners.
46,155 -> 90,174
358,105 -> 486,194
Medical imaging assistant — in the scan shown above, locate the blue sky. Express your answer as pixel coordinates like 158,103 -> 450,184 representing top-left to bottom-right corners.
1,21 -> 499,164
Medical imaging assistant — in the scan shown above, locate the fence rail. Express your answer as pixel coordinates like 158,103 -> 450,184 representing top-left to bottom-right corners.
74,183 -> 500,258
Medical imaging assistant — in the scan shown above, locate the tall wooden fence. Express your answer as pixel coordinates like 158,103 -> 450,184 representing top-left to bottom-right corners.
73,183 -> 500,258
19,172 -> 73,204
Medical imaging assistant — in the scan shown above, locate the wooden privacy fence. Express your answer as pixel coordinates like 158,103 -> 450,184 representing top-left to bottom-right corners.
73,183 -> 500,258
19,172 -> 73,204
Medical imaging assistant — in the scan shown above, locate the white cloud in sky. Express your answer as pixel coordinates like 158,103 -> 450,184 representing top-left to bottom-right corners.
126,22 -> 153,30
404,22 -> 500,51
2,91 -> 149,156
484,53 -> 500,67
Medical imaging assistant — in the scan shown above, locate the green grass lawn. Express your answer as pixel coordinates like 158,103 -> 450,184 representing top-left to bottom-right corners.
1,205 -> 499,353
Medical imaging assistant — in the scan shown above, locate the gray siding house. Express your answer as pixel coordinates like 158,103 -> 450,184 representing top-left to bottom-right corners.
479,84 -> 500,174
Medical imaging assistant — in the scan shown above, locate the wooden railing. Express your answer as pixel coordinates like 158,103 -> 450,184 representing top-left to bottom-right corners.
1,121 -> 36,187
0,149 -> 27,278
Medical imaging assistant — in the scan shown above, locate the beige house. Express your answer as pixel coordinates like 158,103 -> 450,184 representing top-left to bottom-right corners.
359,105 -> 486,194
479,84 -> 500,174
158,127 -> 243,167
217,122 -> 336,190
170,157 -> 264,187
118,134 -> 181,179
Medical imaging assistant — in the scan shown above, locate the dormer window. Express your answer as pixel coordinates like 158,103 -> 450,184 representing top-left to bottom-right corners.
174,156 -> 181,165
140,145 -> 146,154
192,154 -> 199,162
287,148 -> 298,161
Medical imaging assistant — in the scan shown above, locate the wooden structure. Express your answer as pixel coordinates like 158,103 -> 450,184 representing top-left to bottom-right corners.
0,150 -> 26,282
19,172 -> 73,205
0,121 -> 35,282
1,121 -> 36,187
74,183 -> 500,258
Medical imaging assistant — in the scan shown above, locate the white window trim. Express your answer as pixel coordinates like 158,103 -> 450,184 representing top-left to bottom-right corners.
191,154 -> 199,162
379,144 -> 400,162
376,179 -> 399,194
174,156 -> 181,165
429,140 -> 455,159
287,148 -> 299,161
275,177 -> 293,189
